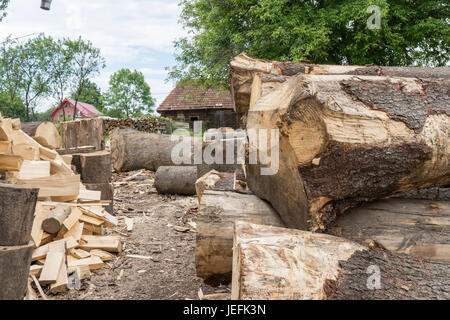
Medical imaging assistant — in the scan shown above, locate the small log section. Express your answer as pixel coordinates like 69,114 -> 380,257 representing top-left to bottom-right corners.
0,183 -> 39,246
0,242 -> 35,300
232,222 -> 450,300
60,118 -> 105,151
21,121 -> 61,150
111,128 -> 195,172
42,205 -> 72,234
154,166 -> 197,195
330,199 -> 450,263
79,151 -> 112,184
229,53 -> 450,116
196,190 -> 284,286
240,71 -> 450,230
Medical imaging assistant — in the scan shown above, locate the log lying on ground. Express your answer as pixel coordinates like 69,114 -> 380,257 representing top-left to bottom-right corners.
60,118 -> 105,151
196,190 -> 284,286
330,199 -> 450,263
111,128 -> 195,172
0,183 -> 39,246
21,122 -> 60,150
229,53 -> 450,116
42,205 -> 71,234
389,187 -> 450,201
0,242 -> 34,300
154,166 -> 197,195
245,73 -> 450,230
232,222 -> 450,300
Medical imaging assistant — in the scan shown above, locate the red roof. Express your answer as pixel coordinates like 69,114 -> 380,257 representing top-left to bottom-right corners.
50,98 -> 101,117
157,86 -> 234,112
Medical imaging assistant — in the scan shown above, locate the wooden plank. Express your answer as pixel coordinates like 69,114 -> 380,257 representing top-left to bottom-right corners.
78,190 -> 102,202
83,222 -> 106,235
90,249 -> 113,261
63,207 -> 83,231
69,248 -> 90,259
39,251 -> 64,285
19,174 -> 80,198
79,214 -> 104,226
12,144 -> 39,161
50,254 -> 68,293
18,160 -> 50,179
0,141 -> 11,154
29,265 -> 44,277
0,154 -> 23,171
31,202 -> 52,248
80,206 -> 118,227
68,256 -> 104,271
63,221 -> 84,243
32,237 -> 77,261
79,235 -> 122,253
74,265 -> 91,280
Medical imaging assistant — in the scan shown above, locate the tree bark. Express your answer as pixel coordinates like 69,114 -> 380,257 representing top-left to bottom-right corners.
21,121 -> 61,150
154,166 -> 198,195
42,205 -> 72,234
196,191 -> 284,286
0,242 -> 34,300
84,183 -> 114,214
232,222 -> 450,300
110,128 -> 195,172
245,74 -> 450,231
229,53 -> 450,116
0,183 -> 39,246
330,199 -> 450,263
60,118 -> 105,151
79,151 -> 112,184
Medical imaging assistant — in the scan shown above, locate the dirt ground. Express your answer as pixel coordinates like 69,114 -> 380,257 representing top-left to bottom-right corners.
55,170 -> 229,300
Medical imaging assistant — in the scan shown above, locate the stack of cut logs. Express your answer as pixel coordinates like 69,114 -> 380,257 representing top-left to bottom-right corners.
103,117 -> 172,135
0,116 -> 120,299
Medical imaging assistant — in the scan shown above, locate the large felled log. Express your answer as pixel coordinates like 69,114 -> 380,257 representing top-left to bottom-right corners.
60,118 -> 105,151
111,128 -> 196,172
21,121 -> 60,150
330,199 -> 450,263
232,222 -> 450,300
0,183 -> 39,246
0,242 -> 34,300
196,191 -> 284,286
229,53 -> 450,116
245,74 -> 450,230
154,166 -> 197,195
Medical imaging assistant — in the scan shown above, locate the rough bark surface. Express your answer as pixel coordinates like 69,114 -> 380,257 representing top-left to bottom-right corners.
79,151 -> 112,184
60,119 -> 105,151
84,183 -> 114,214
0,183 -> 39,246
154,166 -> 197,195
111,128 -> 195,172
245,74 -> 449,231
0,242 -> 34,300
229,53 -> 450,116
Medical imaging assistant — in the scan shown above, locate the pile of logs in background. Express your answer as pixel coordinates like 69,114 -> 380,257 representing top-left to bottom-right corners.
103,118 -> 173,135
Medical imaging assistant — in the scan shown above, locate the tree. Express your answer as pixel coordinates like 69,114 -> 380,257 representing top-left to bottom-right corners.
170,0 -> 450,86
0,91 -> 26,120
71,79 -> 105,112
0,0 -> 9,22
19,35 -> 58,121
65,37 -> 105,119
105,69 -> 155,118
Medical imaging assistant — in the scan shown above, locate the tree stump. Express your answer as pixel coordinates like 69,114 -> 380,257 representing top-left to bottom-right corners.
60,118 -> 105,151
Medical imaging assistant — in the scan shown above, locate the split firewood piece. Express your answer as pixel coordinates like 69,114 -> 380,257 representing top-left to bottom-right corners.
80,206 -> 118,228
245,73 -> 450,230
0,154 -> 23,171
69,248 -> 90,259
19,174 -> 80,200
90,249 -> 113,262
79,235 -> 122,253
82,222 -> 106,235
18,160 -> 50,179
74,265 -> 91,280
50,245 -> 69,293
0,141 -> 11,154
12,144 -> 39,161
11,118 -> 21,130
124,217 -> 134,232
232,221 -> 450,300
196,190 -> 284,285
195,170 -> 235,202
31,203 -> 52,248
42,205 -> 72,234
67,256 -> 104,271
78,190 -> 102,202
30,274 -> 47,300
0,118 -> 13,141
21,121 -> 61,150
29,265 -> 44,277
32,237 -> 77,261
39,241 -> 65,286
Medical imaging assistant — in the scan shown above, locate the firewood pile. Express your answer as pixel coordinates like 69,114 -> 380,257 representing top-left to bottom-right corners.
103,118 -> 172,135
0,115 -> 121,299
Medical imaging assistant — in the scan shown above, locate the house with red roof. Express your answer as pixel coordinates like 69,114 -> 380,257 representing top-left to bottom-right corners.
157,86 -> 239,129
50,98 -> 102,123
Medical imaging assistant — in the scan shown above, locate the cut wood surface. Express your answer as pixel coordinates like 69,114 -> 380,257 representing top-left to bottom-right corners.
154,166 -> 197,195
12,143 -> 39,160
0,141 -> 11,154
111,128 -> 195,172
330,199 -> 450,263
195,170 -> 235,202
195,190 -> 284,285
243,72 -> 450,230
0,154 -> 23,171
232,222 -> 450,300
18,160 -> 50,179
0,183 -> 39,246
60,118 -> 105,151
229,53 -> 450,115
42,205 -> 72,234
21,121 -> 61,150
0,242 -> 34,300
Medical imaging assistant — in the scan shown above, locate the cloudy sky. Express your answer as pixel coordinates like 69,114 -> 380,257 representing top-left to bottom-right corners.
0,0 -> 186,112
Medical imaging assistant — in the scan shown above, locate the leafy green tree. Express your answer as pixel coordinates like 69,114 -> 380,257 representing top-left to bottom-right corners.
105,69 -> 155,118
72,79 -> 105,112
0,91 -> 26,120
170,0 -> 450,86
65,37 -> 105,119
0,0 -> 9,22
